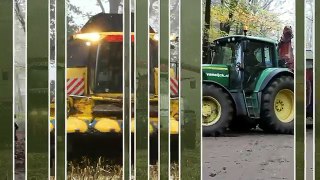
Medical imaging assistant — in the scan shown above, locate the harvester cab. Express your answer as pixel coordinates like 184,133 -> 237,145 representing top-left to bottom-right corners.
202,29 -> 294,136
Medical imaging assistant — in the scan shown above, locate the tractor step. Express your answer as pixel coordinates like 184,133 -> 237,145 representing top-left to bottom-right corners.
245,93 -> 260,118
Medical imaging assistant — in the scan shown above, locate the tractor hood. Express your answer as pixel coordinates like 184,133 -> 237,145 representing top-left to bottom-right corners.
202,64 -> 229,87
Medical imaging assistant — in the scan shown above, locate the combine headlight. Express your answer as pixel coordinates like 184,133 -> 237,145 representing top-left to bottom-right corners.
73,33 -> 102,42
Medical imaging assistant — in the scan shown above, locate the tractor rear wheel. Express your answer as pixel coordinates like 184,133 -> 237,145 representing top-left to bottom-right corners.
259,76 -> 294,134
202,84 -> 234,136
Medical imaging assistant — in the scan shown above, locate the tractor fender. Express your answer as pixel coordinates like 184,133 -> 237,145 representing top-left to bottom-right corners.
254,68 -> 294,92
203,80 -> 242,116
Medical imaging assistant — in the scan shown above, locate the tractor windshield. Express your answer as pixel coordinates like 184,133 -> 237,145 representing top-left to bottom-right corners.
211,40 -> 241,65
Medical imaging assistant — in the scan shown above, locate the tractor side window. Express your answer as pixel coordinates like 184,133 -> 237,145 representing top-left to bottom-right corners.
212,42 -> 239,65
254,48 -> 263,63
222,47 -> 233,64
264,46 -> 272,67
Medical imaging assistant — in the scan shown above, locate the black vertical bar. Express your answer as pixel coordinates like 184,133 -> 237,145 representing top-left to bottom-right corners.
0,0 -> 13,178
27,0 -> 49,179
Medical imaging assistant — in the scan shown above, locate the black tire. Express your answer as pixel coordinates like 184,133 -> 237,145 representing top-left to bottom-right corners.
229,117 -> 257,132
202,84 -> 234,136
259,76 -> 294,134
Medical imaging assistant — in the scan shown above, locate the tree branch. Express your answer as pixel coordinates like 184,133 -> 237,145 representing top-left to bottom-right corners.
14,0 -> 25,32
97,0 -> 106,13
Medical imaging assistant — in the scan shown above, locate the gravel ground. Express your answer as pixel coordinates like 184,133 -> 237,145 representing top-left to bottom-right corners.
306,127 -> 313,180
15,131 -> 25,180
202,129 -> 294,180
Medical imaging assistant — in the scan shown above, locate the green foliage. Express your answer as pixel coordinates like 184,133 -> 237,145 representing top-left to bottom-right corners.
207,0 -> 283,40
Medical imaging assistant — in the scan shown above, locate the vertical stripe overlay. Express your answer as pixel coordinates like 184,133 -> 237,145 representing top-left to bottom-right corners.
135,0 -> 149,179
180,0 -> 201,179
159,0 -> 170,179
27,0 -> 49,179
295,0 -> 304,180
56,0 -> 66,179
0,0 -> 13,179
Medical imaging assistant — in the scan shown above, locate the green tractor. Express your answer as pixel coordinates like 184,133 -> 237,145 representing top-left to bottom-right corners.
202,35 -> 294,136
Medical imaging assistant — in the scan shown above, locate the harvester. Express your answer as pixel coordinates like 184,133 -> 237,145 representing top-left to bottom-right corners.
50,13 -> 180,159
202,1 -> 294,136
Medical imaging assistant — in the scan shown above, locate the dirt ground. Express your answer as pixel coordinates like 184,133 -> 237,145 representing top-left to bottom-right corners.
306,127 -> 313,180
202,129 -> 294,180
15,130 -> 25,180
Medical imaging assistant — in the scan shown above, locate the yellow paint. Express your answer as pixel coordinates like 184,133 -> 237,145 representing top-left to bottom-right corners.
67,117 -> 89,133
274,89 -> 294,123
94,118 -> 121,133
170,118 -> 179,135
202,96 -> 222,126
50,122 -> 54,132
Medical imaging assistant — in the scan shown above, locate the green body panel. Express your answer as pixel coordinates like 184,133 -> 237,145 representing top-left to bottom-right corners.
202,64 -> 229,87
27,0 -> 49,178
253,68 -> 278,92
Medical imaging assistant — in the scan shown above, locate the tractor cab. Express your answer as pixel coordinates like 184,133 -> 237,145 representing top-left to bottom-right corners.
204,35 -> 278,92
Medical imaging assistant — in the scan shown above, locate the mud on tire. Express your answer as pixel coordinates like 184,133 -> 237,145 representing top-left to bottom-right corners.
259,76 -> 294,134
202,84 -> 234,136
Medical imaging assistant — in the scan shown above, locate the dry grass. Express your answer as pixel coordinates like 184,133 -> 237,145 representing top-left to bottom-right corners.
67,157 -> 179,180
67,157 -> 122,180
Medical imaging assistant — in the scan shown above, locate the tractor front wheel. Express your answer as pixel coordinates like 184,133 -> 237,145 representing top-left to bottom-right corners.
202,84 -> 234,136
259,76 -> 294,134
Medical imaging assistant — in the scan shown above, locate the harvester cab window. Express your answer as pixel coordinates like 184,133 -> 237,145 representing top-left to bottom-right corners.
95,42 -> 123,93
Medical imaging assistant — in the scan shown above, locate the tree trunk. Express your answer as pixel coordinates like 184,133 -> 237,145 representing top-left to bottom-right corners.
109,0 -> 121,13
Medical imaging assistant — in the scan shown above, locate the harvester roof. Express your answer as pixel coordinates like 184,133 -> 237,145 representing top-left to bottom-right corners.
68,13 -> 158,67
80,13 -> 156,33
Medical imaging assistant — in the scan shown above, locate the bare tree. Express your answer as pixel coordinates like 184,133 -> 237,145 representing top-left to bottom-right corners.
97,0 -> 106,13
14,0 -> 25,32
109,0 -> 121,13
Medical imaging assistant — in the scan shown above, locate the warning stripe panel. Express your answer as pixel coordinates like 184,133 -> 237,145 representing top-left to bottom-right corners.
170,77 -> 179,96
67,78 -> 85,96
